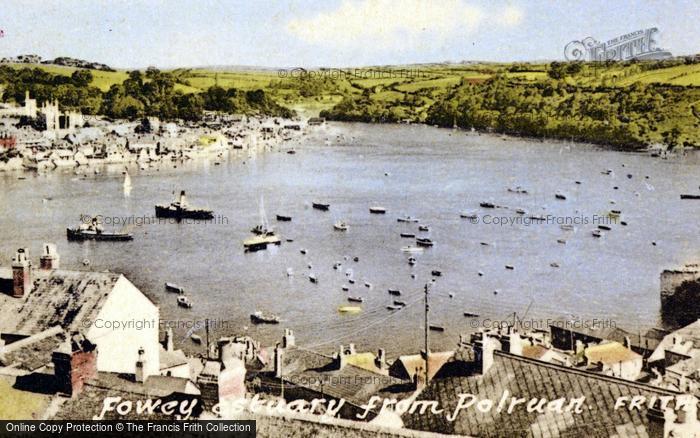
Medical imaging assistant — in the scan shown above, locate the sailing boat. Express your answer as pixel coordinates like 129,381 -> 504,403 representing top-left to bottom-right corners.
244,196 -> 281,251
123,171 -> 132,196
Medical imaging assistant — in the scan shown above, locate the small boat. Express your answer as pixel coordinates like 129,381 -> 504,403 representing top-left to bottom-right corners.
431,270 -> 442,277
507,186 -> 528,194
165,282 -> 185,294
557,239 -> 567,244
353,256 -> 359,262
388,289 -> 401,296
480,242 -> 489,246
286,150 -> 296,155
338,306 -> 362,314
369,206 -> 387,214
598,225 -> 612,231
401,246 -> 424,253
592,229 -> 603,238
400,233 -> 416,238
312,202 -> 330,211
300,248 -> 307,254
190,334 -> 202,343
309,274 -> 318,283
515,208 -> 526,215
477,271 -> 484,276
555,192 -> 567,200
177,296 -> 193,308
602,169 -> 613,175
408,257 -> 417,266
347,296 -> 363,303
333,221 -> 349,231
333,262 -> 341,270
479,202 -> 496,209
243,232 -> 281,251
505,265 -> 514,270
560,224 -> 575,231
286,268 -> 294,277
460,212 -> 478,219
416,238 -> 434,247
418,225 -> 430,232
276,214 -> 292,221
250,311 -> 280,324
397,216 -> 419,223
364,282 -> 372,288
342,286 -> 350,291
348,278 -> 355,284
386,305 -> 402,311
463,312 -> 479,318
620,221 -> 628,226
528,215 -> 546,221
429,325 -> 445,332
680,194 -> 700,200
550,262 -> 560,268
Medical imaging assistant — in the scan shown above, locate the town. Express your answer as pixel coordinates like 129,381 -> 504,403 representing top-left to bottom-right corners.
1,243 -> 699,436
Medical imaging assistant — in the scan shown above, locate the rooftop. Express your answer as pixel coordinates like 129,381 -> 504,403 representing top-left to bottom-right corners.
402,346 -> 678,437
584,342 -> 642,365
0,268 -> 122,336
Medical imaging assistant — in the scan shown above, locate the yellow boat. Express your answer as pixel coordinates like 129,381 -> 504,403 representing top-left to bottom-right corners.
337,305 -> 362,314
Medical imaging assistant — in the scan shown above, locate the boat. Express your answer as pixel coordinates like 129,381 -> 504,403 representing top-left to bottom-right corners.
431,270 -> 442,277
244,197 -> 281,251
286,268 -> 294,277
397,216 -> 419,223
394,300 -> 406,306
300,248 -> 307,254
515,208 -> 526,215
550,262 -> 560,268
190,334 -> 202,343
598,225 -> 612,231
177,296 -> 193,308
250,311 -> 280,324
505,265 -> 514,270
401,246 -> 424,253
416,238 -> 434,247
338,306 -> 362,314
276,214 -> 292,221
155,190 -> 214,220
418,225 -> 430,232
557,239 -> 567,244
388,289 -> 401,296
364,282 -> 372,288
347,296 -> 363,303
429,325 -> 445,332
165,282 -> 185,294
592,229 -> 603,238
348,278 -> 355,284
333,221 -> 349,231
369,206 -> 386,214
507,186 -> 528,194
312,202 -> 330,211
309,273 -> 318,283
286,150 -> 296,155
555,192 -> 567,200
479,202 -> 496,209
386,305 -> 402,311
560,224 -> 575,231
342,286 -> 350,291
66,217 -> 133,242
400,233 -> 416,238
528,215 -> 546,221
680,194 -> 700,200
460,212 -> 478,219
463,312 -> 479,318
333,262 -> 342,270
408,257 -> 416,266
123,171 -> 132,192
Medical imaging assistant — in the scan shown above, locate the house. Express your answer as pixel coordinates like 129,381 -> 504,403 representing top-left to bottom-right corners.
401,340 -> 690,437
584,341 -> 643,380
549,321 -> 659,359
0,246 -> 161,380
388,351 -> 454,383
649,319 -> 700,393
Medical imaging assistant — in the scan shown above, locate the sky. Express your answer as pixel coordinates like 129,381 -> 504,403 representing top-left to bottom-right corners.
0,0 -> 698,69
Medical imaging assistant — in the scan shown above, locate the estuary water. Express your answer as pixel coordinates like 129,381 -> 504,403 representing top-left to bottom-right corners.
1,122 -> 699,357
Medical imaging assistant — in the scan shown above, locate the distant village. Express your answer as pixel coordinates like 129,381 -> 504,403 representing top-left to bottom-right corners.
0,91 -> 319,172
1,241 -> 700,436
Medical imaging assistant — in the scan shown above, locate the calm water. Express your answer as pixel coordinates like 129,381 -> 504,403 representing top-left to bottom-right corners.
1,123 -> 699,357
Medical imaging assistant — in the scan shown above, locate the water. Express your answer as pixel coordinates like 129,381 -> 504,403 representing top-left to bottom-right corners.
1,123 -> 699,357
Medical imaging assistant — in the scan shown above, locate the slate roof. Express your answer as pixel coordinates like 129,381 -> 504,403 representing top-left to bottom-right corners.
278,347 -> 408,409
0,326 -> 66,372
0,269 -> 122,336
402,346 -> 679,437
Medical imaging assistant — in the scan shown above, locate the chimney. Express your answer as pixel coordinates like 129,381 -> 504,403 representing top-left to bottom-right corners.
274,343 -> 283,378
282,328 -> 295,348
375,348 -> 386,370
509,332 -> 524,356
11,248 -> 31,298
135,347 -> 147,383
40,243 -> 60,270
475,336 -> 501,374
164,328 -> 174,352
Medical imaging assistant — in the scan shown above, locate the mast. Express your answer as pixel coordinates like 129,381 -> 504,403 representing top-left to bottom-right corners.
424,283 -> 430,385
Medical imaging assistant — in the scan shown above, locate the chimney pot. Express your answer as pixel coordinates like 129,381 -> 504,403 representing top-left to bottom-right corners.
40,243 -> 60,270
11,248 -> 31,298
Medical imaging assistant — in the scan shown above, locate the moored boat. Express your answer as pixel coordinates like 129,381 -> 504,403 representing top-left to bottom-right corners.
312,202 -> 330,211
66,216 -> 133,242
429,325 -> 445,332
418,225 -> 430,232
400,232 -> 415,238
680,194 -> 700,200
397,216 -> 419,223
250,311 -> 280,324
333,221 -> 349,231
388,289 -> 401,296
347,296 -> 363,303
555,191 -> 567,200
338,306 -> 362,314
416,237 -> 434,247
155,191 -> 214,220
479,202 -> 496,209
177,296 -> 193,308
276,214 -> 292,221
369,206 -> 386,214
165,282 -> 185,293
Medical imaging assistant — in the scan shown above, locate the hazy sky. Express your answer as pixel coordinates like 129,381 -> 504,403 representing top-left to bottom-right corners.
0,0 -> 698,68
